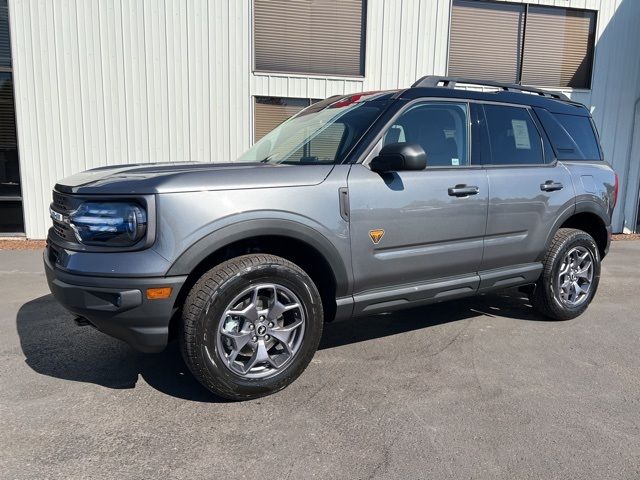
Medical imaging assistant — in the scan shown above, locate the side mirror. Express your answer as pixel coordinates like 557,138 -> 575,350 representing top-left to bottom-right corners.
369,143 -> 427,173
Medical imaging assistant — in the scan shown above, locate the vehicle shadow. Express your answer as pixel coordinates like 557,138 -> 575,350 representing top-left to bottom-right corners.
16,289 -> 544,403
15,294 -> 219,403
319,289 -> 543,350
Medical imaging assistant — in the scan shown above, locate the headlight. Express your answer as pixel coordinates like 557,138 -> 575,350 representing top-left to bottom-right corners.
69,202 -> 147,246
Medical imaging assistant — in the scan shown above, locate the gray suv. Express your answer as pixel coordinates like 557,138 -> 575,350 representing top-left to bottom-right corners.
45,77 -> 617,400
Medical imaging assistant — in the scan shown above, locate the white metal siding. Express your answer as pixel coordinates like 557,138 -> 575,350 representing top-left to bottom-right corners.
9,0 -> 251,238
7,0 -> 640,238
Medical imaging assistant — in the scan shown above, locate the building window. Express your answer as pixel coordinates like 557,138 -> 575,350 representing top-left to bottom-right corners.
449,0 -> 596,89
253,0 -> 366,77
0,0 -> 24,234
254,96 -> 317,141
0,0 -> 10,69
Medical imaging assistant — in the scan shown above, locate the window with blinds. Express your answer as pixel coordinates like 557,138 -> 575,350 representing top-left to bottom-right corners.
0,0 -> 24,233
0,73 -> 16,152
0,0 -> 10,68
449,1 -> 524,84
253,0 -> 365,77
521,6 -> 596,89
254,97 -> 314,141
449,0 -> 596,89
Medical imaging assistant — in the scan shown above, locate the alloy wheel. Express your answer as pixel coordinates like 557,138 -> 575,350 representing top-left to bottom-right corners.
556,246 -> 594,307
212,283 -> 306,379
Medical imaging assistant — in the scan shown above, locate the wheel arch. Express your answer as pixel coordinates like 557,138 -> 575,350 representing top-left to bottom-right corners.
542,201 -> 610,260
166,219 -> 351,334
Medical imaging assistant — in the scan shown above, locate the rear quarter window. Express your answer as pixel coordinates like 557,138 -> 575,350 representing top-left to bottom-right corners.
534,108 -> 602,160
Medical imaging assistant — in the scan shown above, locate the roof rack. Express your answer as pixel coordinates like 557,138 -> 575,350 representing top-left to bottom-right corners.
411,76 -> 570,101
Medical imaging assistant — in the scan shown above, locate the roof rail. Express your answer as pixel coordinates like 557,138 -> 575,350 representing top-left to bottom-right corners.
411,76 -> 570,101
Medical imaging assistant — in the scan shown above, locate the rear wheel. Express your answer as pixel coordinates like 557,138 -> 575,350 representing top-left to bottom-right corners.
530,228 -> 601,320
181,254 -> 324,400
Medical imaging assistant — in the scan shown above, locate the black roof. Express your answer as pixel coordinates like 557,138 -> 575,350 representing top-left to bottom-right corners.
349,76 -> 590,117
400,86 -> 588,116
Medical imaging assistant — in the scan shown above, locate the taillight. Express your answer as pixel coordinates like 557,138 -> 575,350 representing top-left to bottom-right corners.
612,172 -> 619,208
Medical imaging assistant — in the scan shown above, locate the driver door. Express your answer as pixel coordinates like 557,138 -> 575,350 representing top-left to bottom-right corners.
347,101 -> 488,315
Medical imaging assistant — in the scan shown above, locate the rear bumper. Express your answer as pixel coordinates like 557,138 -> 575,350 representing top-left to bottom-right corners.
44,250 -> 187,353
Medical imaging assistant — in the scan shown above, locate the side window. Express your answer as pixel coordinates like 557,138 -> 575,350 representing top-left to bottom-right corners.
550,112 -> 601,160
483,104 -> 544,165
383,102 -> 469,167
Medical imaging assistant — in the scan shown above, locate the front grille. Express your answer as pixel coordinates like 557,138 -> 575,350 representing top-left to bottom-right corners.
52,191 -> 70,210
53,223 -> 66,237
49,191 -> 83,244
50,219 -> 77,243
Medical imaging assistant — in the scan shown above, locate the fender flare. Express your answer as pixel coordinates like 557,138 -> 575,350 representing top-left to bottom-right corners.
165,218 -> 351,297
539,200 -> 610,260
574,199 -> 611,222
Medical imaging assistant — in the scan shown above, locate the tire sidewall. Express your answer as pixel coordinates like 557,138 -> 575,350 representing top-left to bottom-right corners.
547,232 -> 601,316
194,261 -> 323,398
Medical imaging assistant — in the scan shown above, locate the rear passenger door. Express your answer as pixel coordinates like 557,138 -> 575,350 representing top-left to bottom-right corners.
476,103 -> 575,275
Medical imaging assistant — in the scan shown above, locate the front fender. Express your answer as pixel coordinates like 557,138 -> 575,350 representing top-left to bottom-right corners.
165,217 -> 351,297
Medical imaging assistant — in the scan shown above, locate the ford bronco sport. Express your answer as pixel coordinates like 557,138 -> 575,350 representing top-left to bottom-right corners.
45,77 -> 617,400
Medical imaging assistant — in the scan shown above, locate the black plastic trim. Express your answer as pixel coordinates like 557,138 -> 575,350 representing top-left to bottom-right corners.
166,218 -> 351,297
44,252 -> 186,353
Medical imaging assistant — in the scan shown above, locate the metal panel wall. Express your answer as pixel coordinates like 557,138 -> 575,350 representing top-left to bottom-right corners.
9,0 -> 251,238
8,0 -> 640,237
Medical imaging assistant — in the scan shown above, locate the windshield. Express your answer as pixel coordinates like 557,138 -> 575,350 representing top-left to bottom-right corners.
238,98 -> 390,165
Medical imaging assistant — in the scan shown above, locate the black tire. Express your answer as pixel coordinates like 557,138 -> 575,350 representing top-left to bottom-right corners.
181,254 -> 323,401
530,228 -> 601,320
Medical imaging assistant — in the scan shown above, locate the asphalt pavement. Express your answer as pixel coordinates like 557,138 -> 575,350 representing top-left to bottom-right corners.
1,242 -> 639,479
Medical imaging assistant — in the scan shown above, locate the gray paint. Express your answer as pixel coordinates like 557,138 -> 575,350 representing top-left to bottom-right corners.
347,164 -> 488,293
482,163 -> 576,270
44,87 -> 617,352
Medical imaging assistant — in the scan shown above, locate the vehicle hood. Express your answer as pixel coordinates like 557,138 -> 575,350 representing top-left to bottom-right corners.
55,162 -> 334,194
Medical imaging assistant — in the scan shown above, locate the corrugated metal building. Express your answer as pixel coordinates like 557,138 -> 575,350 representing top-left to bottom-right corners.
1,0 -> 639,239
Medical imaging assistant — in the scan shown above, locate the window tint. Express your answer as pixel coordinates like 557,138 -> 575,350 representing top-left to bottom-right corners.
554,113 -> 601,160
483,104 -> 544,165
534,108 -> 601,160
384,103 -> 469,167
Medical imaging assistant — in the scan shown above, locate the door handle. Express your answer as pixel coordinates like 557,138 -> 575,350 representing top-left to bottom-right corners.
540,180 -> 563,192
448,184 -> 479,197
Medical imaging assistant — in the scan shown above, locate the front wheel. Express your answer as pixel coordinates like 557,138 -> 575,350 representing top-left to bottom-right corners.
181,254 -> 324,400
530,228 -> 601,320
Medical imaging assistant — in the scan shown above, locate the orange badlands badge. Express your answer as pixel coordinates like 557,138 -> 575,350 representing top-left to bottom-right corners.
369,229 -> 385,244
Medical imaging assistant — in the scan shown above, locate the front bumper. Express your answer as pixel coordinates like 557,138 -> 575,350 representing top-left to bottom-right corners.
44,249 -> 187,353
